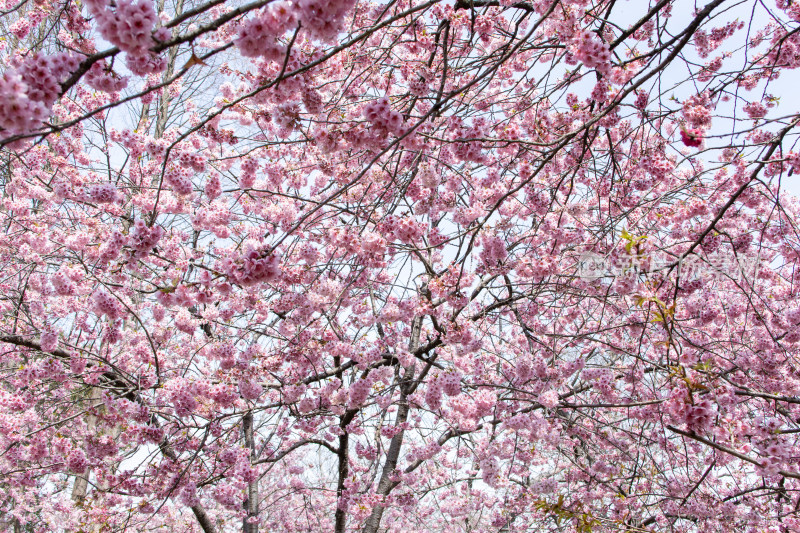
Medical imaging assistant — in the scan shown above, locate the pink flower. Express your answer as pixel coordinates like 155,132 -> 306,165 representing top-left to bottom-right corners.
239,378 -> 263,400
538,390 -> 559,409
85,61 -> 129,92
440,370 -> 462,396
88,183 -> 118,204
66,449 -> 88,473
347,375 -> 374,408
362,97 -> 405,135
743,101 -> 767,119
93,290 -> 123,319
685,399 -> 716,433
40,330 -> 58,353
572,30 -> 612,75
128,219 -> 164,257
680,128 -> 703,147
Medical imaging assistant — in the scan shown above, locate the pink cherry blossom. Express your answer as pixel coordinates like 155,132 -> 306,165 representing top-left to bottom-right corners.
0,2 -> 799,532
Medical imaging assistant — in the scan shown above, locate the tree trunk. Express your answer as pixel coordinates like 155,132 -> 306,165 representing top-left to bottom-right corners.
334,431 -> 349,533
71,387 -> 101,503
242,411 -> 259,533
362,316 -> 421,533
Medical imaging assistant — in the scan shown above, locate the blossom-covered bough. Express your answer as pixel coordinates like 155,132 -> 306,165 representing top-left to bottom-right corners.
1,0 -> 800,531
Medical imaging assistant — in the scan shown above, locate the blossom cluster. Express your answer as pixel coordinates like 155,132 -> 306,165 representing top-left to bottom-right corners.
3,2 -> 800,532
347,375 -> 374,408
129,219 -> 165,257
0,53 -> 79,137
87,0 -> 169,75
84,61 -> 129,93
222,246 -> 281,287
93,290 -> 124,320
88,183 -> 118,204
235,0 -> 354,61
362,97 -> 405,135
571,30 -> 612,75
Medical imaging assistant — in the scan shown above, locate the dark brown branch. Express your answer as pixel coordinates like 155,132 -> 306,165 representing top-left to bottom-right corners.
667,425 -> 800,480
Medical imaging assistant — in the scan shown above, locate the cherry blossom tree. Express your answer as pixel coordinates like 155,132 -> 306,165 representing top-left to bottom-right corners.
2,0 -> 800,531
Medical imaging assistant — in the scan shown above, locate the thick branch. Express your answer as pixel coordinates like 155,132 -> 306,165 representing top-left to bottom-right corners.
667,425 -> 800,480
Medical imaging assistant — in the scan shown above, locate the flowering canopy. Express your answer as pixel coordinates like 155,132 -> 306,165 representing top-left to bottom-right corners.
1,0 -> 800,531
